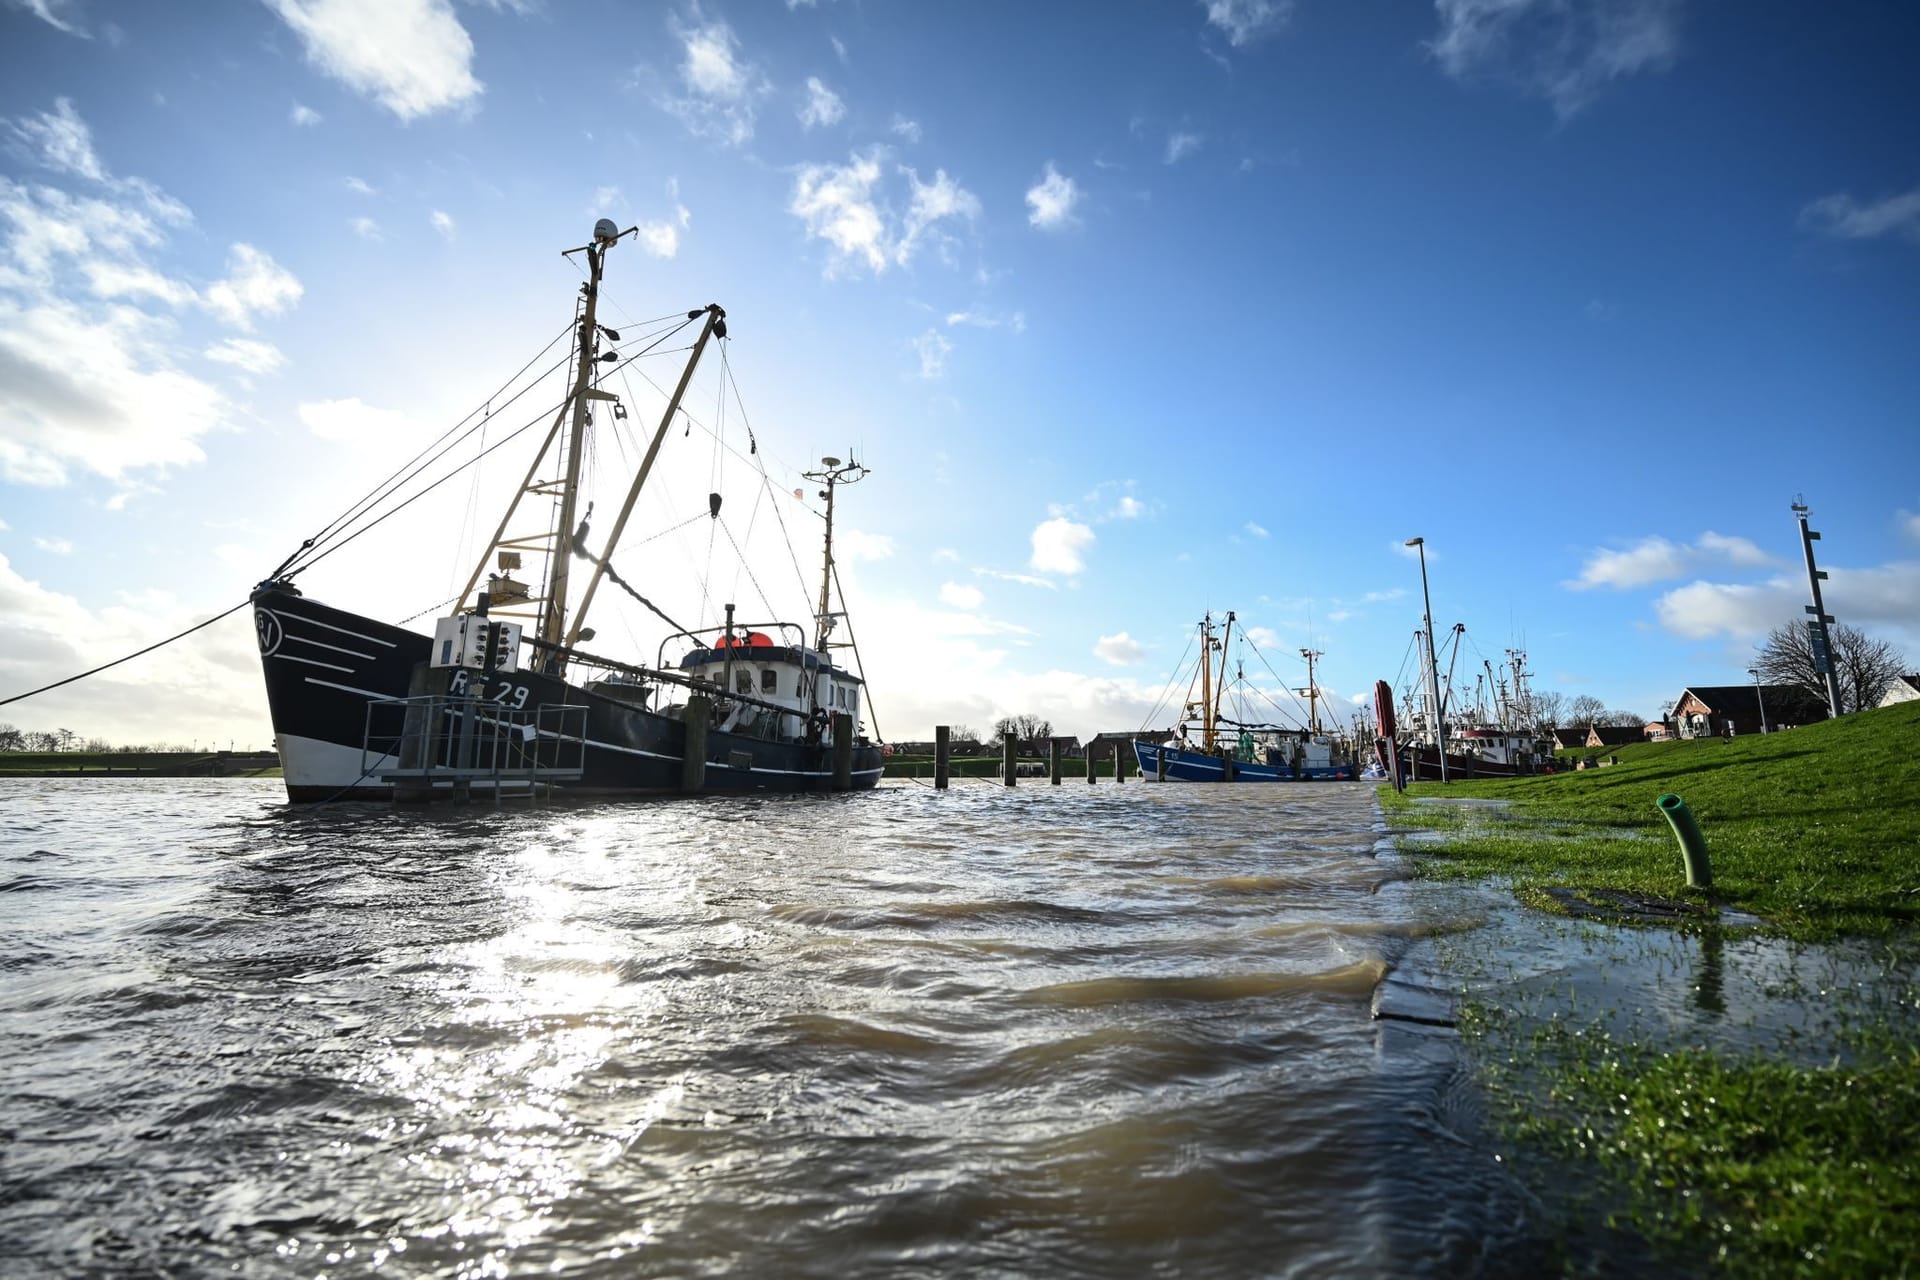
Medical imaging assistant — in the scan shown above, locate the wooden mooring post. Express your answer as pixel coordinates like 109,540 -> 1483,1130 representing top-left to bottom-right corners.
934,725 -> 950,790
1115,744 -> 1127,784
1002,732 -> 1017,787
681,695 -> 710,793
1049,737 -> 1063,785
832,712 -> 853,790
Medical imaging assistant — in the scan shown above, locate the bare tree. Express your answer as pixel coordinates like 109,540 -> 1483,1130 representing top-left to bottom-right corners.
1605,710 -> 1645,727
946,723 -> 980,745
1529,690 -> 1565,729
992,714 -> 1053,748
1753,622 -> 1907,714
0,724 -> 22,752
1566,694 -> 1607,728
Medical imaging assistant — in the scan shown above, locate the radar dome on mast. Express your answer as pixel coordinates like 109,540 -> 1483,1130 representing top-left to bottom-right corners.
593,218 -> 619,245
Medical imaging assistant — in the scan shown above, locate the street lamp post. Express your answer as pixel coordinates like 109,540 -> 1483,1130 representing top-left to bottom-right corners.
1406,537 -> 1448,783
1748,667 -> 1770,734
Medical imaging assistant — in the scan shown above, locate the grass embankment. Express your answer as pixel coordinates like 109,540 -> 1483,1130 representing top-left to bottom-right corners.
1387,701 -> 1920,1276
1382,699 -> 1920,940
0,750 -> 282,778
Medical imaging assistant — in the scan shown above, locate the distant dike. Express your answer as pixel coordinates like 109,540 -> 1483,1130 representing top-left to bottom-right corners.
1,751 -> 280,778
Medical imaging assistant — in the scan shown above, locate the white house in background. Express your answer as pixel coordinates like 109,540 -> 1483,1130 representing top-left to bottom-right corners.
1879,674 -> 1920,708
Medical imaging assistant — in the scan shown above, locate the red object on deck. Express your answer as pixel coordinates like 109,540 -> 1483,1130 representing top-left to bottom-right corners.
716,631 -> 774,648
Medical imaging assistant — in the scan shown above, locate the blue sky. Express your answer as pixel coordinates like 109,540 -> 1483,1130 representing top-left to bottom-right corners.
1,0 -> 1916,748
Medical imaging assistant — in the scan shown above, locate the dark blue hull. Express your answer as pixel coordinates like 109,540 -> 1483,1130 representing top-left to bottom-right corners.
1131,741 -> 1354,782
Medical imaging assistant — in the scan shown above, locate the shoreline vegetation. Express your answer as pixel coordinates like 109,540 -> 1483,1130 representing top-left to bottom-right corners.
0,749 -> 282,779
1385,699 -> 1920,1275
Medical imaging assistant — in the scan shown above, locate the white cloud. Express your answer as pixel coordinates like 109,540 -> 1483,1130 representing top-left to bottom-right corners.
203,337 -> 286,375
1244,520 -> 1269,538
946,308 -> 1025,334
1025,163 -> 1080,231
1201,0 -> 1294,46
1030,516 -> 1094,576
290,102 -> 322,126
429,209 -> 455,236
201,243 -> 302,330
912,328 -> 952,380
939,581 -> 983,610
788,148 -> 979,276
1165,131 -> 1203,164
637,220 -> 679,257
1568,531 -> 1779,591
344,176 -> 376,196
1094,631 -> 1143,665
9,0 -> 88,35
1430,0 -> 1680,118
266,0 -> 482,121
1798,187 -> 1920,245
975,567 -> 1058,590
297,396 -> 410,443
350,215 -> 381,240
1654,562 -> 1920,644
1113,495 -> 1145,519
799,76 -> 844,129
1243,625 -> 1284,650
32,535 -> 73,554
663,12 -> 766,145
1901,510 -> 1920,541
0,101 -> 242,486
889,114 -> 921,143
837,528 -> 895,562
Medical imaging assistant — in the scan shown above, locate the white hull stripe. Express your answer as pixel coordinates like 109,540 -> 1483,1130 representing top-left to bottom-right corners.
272,653 -> 354,673
285,613 -> 399,647
303,676 -> 396,700
286,633 -> 377,660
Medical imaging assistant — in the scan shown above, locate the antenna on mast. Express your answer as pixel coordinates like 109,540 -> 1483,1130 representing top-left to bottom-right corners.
802,453 -> 870,652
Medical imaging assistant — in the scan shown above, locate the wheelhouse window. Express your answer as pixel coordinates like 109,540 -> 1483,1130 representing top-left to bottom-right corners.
761,668 -> 777,693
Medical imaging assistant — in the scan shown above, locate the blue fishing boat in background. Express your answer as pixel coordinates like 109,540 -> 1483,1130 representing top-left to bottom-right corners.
1132,611 -> 1358,783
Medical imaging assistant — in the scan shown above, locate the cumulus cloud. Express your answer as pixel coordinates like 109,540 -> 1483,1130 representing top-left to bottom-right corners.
429,209 -> 455,235
1901,510 -> 1920,541
939,581 -> 983,610
1429,0 -> 1680,118
202,244 -> 302,330
1798,186 -> 1920,245
1030,517 -> 1094,576
266,0 -> 482,120
1025,163 -> 1080,230
350,215 -> 381,240
1654,562 -> 1920,644
0,100 -> 284,487
799,76 -> 844,129
203,337 -> 286,375
1165,131 -> 1203,164
788,148 -> 979,275
889,114 -> 921,143
661,11 -> 767,145
1568,531 -> 1777,591
1201,0 -> 1294,46
290,102 -> 322,126
1093,631 -> 1142,665
32,535 -> 73,554
1113,495 -> 1145,519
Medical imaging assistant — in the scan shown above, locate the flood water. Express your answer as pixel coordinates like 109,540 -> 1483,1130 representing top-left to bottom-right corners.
3,778 -> 1550,1277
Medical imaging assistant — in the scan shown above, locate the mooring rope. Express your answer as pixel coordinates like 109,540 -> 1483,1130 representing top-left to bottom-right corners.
0,600 -> 250,708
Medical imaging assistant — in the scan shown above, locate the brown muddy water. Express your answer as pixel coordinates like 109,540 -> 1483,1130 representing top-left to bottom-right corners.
2,778 -> 1567,1277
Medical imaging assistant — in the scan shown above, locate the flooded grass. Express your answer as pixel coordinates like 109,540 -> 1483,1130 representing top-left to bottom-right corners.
1386,702 -> 1920,1275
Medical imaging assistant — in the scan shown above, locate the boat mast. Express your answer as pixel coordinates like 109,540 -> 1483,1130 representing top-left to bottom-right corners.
803,455 -> 868,652
1196,614 -> 1214,751
1406,536 -> 1449,782
1299,646 -> 1323,734
538,225 -> 622,654
1210,611 -> 1235,751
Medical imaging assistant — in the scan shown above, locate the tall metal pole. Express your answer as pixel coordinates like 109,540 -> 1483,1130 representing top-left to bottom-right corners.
802,456 -> 867,652
540,243 -> 605,654
1792,500 -> 1844,718
1748,666 -> 1770,734
1407,536 -> 1448,782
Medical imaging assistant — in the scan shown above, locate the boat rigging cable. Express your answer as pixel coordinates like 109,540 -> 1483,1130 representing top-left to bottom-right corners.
1138,629 -> 1199,734
0,602 -> 251,709
269,310 -> 705,583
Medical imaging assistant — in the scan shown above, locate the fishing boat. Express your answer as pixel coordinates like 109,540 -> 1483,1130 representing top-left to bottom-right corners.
250,221 -> 884,802
1133,611 -> 1358,782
